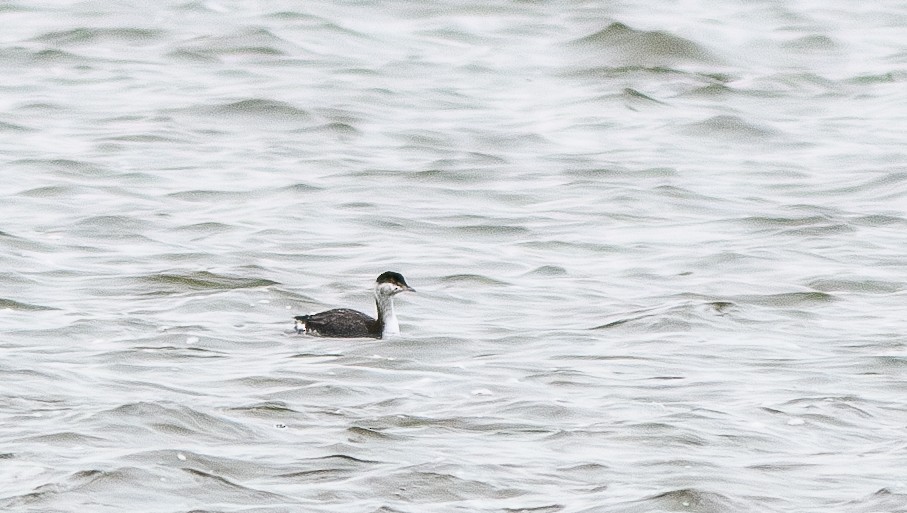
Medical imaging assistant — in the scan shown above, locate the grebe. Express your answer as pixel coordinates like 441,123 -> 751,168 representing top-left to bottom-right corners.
293,271 -> 415,338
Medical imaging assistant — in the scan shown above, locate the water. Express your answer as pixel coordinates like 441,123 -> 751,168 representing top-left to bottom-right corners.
2,1 -> 906,511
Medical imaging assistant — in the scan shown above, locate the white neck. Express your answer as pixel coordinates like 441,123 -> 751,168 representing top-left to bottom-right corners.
375,293 -> 400,336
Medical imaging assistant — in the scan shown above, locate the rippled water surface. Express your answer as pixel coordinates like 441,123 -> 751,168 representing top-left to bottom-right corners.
2,1 -> 906,511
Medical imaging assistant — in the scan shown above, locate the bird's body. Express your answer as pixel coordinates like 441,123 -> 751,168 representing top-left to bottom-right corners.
294,308 -> 380,338
294,272 -> 414,339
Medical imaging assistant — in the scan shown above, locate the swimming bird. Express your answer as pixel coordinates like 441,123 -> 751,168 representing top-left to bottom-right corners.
293,271 -> 415,338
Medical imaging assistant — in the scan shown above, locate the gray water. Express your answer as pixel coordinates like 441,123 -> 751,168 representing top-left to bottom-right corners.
2,1 -> 906,511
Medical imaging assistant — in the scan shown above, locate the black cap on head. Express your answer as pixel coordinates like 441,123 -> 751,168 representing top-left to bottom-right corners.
376,271 -> 412,290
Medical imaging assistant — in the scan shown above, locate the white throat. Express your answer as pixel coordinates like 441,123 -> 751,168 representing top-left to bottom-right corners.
375,293 -> 400,336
